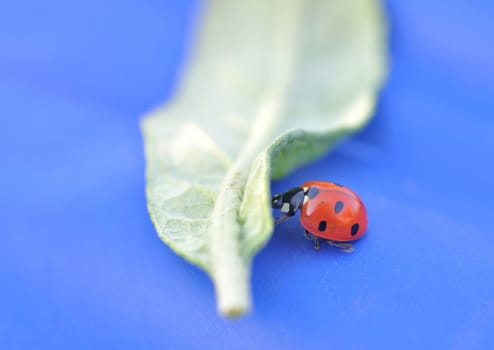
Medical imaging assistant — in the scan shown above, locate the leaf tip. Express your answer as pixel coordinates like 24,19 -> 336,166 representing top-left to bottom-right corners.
220,306 -> 249,319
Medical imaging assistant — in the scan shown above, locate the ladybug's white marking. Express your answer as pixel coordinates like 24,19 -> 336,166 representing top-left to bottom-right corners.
281,203 -> 290,213
302,187 -> 309,205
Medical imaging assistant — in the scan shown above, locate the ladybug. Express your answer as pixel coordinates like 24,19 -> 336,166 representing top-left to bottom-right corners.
272,181 -> 367,252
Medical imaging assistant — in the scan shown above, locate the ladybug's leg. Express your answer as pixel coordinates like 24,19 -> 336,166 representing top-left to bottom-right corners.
304,230 -> 320,250
313,236 -> 321,250
304,229 -> 313,240
326,240 -> 354,253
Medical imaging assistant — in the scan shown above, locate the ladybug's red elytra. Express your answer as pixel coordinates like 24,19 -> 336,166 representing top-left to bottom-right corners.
272,181 -> 368,252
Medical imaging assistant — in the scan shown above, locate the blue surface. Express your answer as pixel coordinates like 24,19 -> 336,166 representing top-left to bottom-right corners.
1,1 -> 494,349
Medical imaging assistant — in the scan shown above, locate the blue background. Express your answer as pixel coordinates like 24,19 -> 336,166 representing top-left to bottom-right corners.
1,1 -> 493,349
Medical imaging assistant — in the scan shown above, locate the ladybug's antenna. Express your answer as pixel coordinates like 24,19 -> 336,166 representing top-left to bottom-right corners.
275,214 -> 292,225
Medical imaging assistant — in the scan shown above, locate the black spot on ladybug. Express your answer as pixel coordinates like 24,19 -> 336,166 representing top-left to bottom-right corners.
333,182 -> 344,187
351,223 -> 359,236
306,187 -> 320,199
318,221 -> 327,232
334,201 -> 344,214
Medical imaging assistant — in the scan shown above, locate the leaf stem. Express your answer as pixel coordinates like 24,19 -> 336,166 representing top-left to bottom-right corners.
209,167 -> 250,316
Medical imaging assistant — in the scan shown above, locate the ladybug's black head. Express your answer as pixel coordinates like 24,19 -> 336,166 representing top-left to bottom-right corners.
271,187 -> 305,216
271,193 -> 284,209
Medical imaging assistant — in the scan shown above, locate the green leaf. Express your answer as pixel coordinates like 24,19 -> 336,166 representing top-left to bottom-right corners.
142,0 -> 387,317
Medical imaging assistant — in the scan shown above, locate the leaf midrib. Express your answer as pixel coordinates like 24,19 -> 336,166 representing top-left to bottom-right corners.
206,0 -> 302,315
